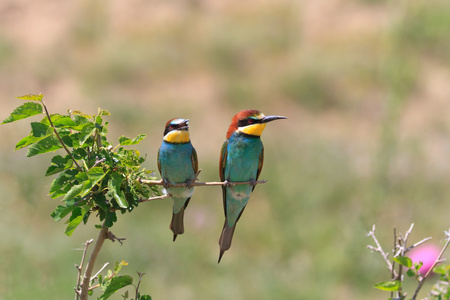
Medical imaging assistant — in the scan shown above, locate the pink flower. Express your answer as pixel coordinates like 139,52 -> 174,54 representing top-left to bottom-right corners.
408,244 -> 441,275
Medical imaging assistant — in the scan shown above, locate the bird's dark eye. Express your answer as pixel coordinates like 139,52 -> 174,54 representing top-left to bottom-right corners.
247,119 -> 254,124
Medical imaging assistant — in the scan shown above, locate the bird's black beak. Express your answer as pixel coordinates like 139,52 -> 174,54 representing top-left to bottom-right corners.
179,119 -> 190,130
261,115 -> 287,123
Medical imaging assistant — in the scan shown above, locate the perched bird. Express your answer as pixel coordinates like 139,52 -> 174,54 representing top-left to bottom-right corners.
218,110 -> 286,262
158,118 -> 198,241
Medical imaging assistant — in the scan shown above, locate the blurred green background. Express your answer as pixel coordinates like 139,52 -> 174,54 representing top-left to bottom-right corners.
2,0 -> 450,299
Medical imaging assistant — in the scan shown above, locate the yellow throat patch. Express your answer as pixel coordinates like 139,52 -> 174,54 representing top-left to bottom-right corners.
164,130 -> 190,143
238,123 -> 267,137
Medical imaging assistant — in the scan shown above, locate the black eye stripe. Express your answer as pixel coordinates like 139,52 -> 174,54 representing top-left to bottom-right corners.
238,118 -> 261,127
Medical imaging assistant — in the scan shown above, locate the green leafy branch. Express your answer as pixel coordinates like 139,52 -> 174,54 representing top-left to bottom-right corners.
2,94 -> 159,236
2,94 -> 155,299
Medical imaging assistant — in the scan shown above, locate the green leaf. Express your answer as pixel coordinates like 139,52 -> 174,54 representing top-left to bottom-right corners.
108,173 -> 128,208
2,102 -> 43,124
49,170 -> 77,198
139,295 -> 152,300
16,135 -> 44,150
114,260 -> 128,273
45,155 -> 73,176
63,167 -> 107,202
118,134 -> 146,146
95,115 -> 103,128
433,264 -> 450,275
99,275 -> 133,300
51,115 -> 76,128
81,167 -> 108,197
373,280 -> 401,291
17,94 -> 43,102
104,210 -> 117,228
63,184 -> 83,201
406,268 -> 416,277
65,206 -> 88,236
394,256 -> 413,268
98,108 -> 111,116
15,122 -> 54,150
78,123 -> 96,146
31,122 -> 52,137
49,169 -> 79,198
51,205 -> 75,221
26,134 -> 63,157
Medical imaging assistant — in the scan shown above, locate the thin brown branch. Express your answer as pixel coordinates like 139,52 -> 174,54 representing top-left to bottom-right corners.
140,178 -> 267,187
80,223 -> 108,300
139,194 -> 171,203
135,272 -> 145,300
41,100 -> 83,171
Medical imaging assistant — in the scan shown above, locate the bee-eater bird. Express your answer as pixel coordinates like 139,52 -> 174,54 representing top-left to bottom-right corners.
158,118 -> 198,241
218,110 -> 286,262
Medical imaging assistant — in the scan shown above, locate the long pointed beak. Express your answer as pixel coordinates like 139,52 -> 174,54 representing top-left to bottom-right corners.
179,119 -> 190,130
261,115 -> 287,123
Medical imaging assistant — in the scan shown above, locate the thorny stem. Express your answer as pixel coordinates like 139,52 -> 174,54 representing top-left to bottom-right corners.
42,100 -> 83,171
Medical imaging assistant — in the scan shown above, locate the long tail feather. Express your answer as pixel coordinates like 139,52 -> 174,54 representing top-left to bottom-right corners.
170,207 -> 185,242
170,197 -> 192,241
218,220 -> 236,263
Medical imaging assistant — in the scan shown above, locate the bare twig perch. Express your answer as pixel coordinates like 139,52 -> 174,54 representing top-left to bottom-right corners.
140,178 -> 267,187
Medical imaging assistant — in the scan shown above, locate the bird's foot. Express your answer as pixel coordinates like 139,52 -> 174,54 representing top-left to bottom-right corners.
185,179 -> 193,189
162,178 -> 170,189
249,179 -> 257,187
223,180 -> 231,187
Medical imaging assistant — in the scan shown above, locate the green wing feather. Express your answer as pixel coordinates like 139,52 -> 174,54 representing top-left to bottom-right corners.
254,146 -> 264,191
219,140 -> 228,217
219,140 -> 228,182
157,148 -> 162,175
191,146 -> 198,174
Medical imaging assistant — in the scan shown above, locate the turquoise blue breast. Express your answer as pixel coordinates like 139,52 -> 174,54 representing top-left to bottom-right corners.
225,133 -> 263,182
159,141 -> 196,183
